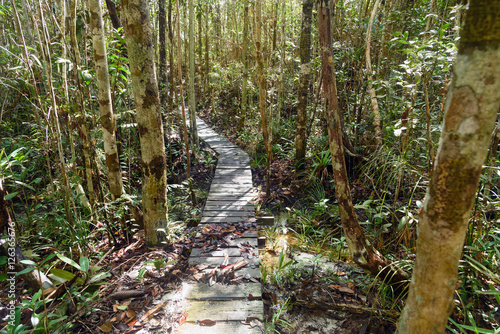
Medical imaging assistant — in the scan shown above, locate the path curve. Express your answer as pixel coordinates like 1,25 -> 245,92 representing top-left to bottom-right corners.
175,117 -> 263,334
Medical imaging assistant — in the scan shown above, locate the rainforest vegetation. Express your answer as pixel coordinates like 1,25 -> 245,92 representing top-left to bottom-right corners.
0,0 -> 499,332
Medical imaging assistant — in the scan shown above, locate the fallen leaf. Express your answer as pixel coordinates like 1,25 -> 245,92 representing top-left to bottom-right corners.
199,319 -> 217,326
179,313 -> 187,326
99,321 -> 112,333
337,287 -> 355,294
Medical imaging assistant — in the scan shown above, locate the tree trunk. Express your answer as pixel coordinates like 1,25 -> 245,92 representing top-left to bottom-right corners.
295,0 -> 314,170
397,2 -> 500,332
318,0 -> 408,285
122,0 -> 168,245
255,0 -> 272,196
158,0 -> 167,104
365,0 -> 383,146
88,0 -> 124,200
205,4 -> 210,99
188,0 -> 199,150
239,2 -> 249,130
105,0 -> 121,30
197,7 -> 203,100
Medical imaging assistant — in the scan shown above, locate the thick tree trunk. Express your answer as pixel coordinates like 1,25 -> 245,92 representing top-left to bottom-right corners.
397,2 -> 500,332
318,0 -> 408,285
122,0 -> 168,245
295,0 -> 314,170
88,0 -> 124,200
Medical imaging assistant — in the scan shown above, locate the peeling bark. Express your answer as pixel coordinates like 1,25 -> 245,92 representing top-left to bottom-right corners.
295,0 -> 314,170
318,0 -> 408,286
397,1 -> 500,332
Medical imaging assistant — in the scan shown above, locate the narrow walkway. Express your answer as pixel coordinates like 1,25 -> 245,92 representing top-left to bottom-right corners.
175,117 -> 263,333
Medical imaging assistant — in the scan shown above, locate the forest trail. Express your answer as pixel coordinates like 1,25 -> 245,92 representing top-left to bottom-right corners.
175,116 -> 263,333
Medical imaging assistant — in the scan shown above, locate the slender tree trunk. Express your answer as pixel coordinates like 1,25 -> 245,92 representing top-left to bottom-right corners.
275,0 -> 286,133
397,2 -> 500,331
255,0 -> 272,196
483,123 -> 499,197
188,0 -> 198,150
197,8 -> 203,100
36,0 -> 74,223
105,0 -> 121,30
318,0 -> 407,285
122,0 -> 168,245
239,2 -> 249,130
365,0 -> 383,146
425,0 -> 437,33
204,4 -> 210,99
295,0 -> 314,170
176,0 -> 192,184
159,0 -> 167,104
168,0 -> 175,116
88,0 -> 124,200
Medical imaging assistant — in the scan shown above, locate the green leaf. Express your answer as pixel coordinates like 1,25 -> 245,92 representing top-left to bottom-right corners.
15,267 -> 34,276
136,268 -> 146,280
0,272 -> 8,281
79,257 -> 89,274
55,253 -> 81,271
4,192 -> 18,200
0,256 -> 7,266
88,271 -> 110,284
116,305 -> 128,310
32,177 -> 42,184
20,259 -> 36,266
40,253 -> 56,266
50,268 -> 76,281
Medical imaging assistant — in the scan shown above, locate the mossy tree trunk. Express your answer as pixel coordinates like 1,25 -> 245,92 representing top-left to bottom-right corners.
396,1 -> 500,332
295,0 -> 314,170
122,0 -> 168,245
318,0 -> 408,285
88,0 -> 124,201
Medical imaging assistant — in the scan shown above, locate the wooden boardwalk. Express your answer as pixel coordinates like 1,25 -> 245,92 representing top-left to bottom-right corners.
175,117 -> 263,333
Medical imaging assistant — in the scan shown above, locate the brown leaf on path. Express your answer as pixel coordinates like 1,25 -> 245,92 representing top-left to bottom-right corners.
336,286 -> 355,294
179,313 -> 187,326
199,319 -> 217,326
99,321 -> 113,333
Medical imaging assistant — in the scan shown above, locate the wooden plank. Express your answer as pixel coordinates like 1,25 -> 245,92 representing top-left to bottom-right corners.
176,322 -> 262,334
201,211 -> 253,217
204,205 -> 254,211
189,256 -> 259,267
207,193 -> 256,198
185,283 -> 261,300
200,216 -> 255,223
205,200 -> 255,206
209,186 -> 254,192
185,300 -> 263,322
191,248 -> 258,258
195,226 -> 257,238
226,238 -> 257,247
194,267 -> 261,279
215,166 -> 251,170
214,169 -> 252,175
